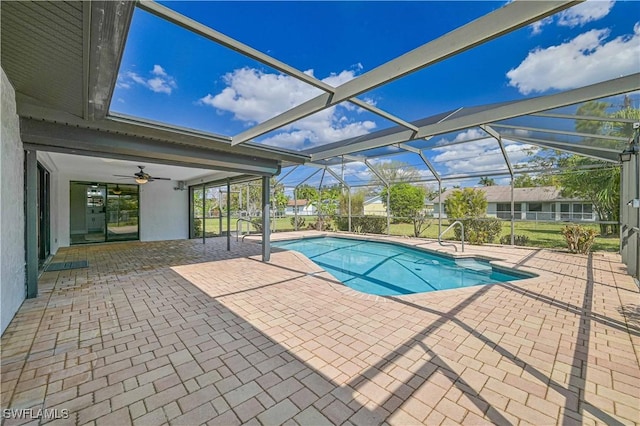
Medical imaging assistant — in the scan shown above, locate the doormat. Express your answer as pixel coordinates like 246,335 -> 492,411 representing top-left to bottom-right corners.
45,261 -> 89,272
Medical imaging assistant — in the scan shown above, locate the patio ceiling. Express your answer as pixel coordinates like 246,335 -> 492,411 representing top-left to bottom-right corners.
1,1 -> 638,186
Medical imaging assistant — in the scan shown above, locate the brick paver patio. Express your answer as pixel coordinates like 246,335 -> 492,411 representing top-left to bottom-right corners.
1,232 -> 638,425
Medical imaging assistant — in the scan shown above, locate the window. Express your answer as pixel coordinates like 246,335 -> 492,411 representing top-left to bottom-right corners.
574,203 -> 593,220
496,203 -> 521,219
528,203 -> 542,212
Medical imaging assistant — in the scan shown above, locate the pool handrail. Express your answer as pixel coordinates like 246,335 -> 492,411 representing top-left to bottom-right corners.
236,218 -> 254,242
438,220 -> 464,252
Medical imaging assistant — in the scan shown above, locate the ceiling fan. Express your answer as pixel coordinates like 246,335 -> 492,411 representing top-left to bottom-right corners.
114,166 -> 171,185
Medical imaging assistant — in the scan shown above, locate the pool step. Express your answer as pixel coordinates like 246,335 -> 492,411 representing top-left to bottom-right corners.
454,259 -> 492,273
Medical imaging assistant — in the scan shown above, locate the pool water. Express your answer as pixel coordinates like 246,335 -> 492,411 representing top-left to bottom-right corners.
272,237 -> 530,296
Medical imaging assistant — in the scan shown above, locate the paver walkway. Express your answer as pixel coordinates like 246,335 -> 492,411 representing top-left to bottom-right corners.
1,232 -> 638,425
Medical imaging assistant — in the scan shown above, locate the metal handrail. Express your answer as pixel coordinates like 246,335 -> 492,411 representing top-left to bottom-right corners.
236,218 -> 254,242
438,220 -> 464,252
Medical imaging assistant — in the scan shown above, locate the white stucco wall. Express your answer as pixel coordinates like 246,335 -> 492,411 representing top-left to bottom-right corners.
53,177 -> 188,246
1,67 -> 25,335
139,180 -> 189,241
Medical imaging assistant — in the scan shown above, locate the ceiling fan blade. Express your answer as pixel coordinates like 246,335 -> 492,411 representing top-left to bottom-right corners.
149,177 -> 171,180
113,174 -> 134,178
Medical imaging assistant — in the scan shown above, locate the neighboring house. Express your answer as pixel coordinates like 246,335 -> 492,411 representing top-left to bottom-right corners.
364,196 -> 388,216
285,199 -> 317,216
431,186 -> 597,221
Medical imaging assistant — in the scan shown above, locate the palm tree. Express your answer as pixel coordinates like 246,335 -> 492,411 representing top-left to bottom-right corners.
478,176 -> 495,186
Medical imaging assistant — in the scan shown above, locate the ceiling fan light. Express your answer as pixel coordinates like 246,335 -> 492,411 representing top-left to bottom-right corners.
135,177 -> 148,184
112,185 -> 122,195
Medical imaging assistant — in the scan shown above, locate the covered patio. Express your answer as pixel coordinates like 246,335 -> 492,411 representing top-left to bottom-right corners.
2,1 -> 640,424
2,235 -> 638,425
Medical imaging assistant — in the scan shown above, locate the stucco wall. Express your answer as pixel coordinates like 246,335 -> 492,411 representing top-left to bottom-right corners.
54,177 -> 189,246
1,67 -> 25,335
139,180 -> 188,241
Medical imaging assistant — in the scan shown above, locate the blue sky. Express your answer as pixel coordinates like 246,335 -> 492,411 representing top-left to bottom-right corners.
112,0 -> 639,187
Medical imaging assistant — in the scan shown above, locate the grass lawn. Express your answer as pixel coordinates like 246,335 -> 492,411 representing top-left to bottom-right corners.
199,216 -> 620,252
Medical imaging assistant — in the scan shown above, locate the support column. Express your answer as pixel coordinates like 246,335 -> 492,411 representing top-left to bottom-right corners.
386,185 -> 391,235
294,190 -> 298,231
25,150 -> 38,298
438,181 -> 442,235
348,189 -> 352,233
202,184 -> 206,244
262,176 -> 271,261
510,177 -> 515,245
226,179 -> 231,251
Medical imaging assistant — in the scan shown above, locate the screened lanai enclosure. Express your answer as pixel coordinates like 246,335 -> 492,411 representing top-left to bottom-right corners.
2,0 -> 639,279
125,0 -> 640,278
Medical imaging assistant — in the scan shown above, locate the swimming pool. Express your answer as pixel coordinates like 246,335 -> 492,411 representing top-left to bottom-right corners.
272,237 -> 532,296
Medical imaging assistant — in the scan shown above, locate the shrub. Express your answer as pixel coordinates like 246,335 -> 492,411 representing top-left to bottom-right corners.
561,224 -> 598,254
307,219 -> 333,232
335,216 -> 387,234
444,188 -> 488,219
251,218 -> 262,232
454,217 -> 502,245
500,234 -> 530,246
290,216 -> 306,229
193,218 -> 202,236
412,213 -> 433,238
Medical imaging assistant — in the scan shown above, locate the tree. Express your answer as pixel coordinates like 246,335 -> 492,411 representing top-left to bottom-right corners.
513,173 -> 557,188
523,101 -> 638,235
381,183 -> 430,237
369,161 -> 421,187
444,188 -> 487,219
558,155 -> 620,234
273,191 -> 289,214
308,186 -> 340,231
381,183 -> 426,219
270,178 -> 288,214
556,102 -> 640,235
478,176 -> 495,186
294,184 -> 318,201
339,190 -> 365,216
443,188 -> 502,245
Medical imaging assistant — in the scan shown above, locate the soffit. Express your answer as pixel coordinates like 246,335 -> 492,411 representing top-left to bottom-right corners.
1,1 -> 85,116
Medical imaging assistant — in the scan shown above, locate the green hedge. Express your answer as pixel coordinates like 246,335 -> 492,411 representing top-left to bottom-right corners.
453,217 -> 502,245
335,216 -> 387,234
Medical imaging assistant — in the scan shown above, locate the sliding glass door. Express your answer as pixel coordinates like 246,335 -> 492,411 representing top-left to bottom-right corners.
37,163 -> 50,266
106,184 -> 139,241
70,181 -> 139,244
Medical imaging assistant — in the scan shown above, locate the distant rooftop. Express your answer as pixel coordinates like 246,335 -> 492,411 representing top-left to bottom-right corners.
432,186 -> 585,203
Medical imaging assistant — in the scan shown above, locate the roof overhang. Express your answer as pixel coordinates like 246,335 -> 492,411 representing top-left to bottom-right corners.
20,118 -> 282,176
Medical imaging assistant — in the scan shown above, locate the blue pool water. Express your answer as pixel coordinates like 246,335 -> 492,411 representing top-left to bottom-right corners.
272,237 -> 531,296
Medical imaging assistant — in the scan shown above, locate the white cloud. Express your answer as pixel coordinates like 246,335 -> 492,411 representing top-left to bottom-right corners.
429,135 -> 538,176
530,0 -> 615,34
530,17 -> 553,36
558,0 -> 615,27
199,67 -> 376,149
507,23 -> 640,95
118,65 -> 177,94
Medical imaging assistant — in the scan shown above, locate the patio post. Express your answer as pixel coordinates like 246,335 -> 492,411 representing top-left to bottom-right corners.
294,190 -> 298,231
218,188 -> 222,237
25,150 -> 38,298
202,184 -> 206,245
511,176 -> 515,245
348,187 -> 352,233
262,176 -> 271,261
386,184 -> 390,236
227,179 -> 231,251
